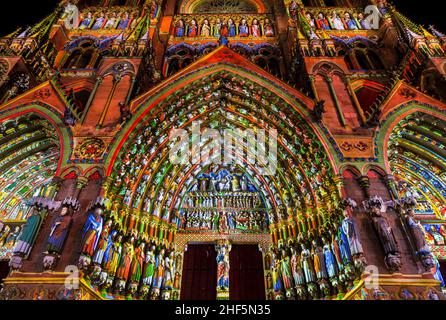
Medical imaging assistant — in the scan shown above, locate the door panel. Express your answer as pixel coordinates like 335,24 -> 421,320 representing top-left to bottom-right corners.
181,244 -> 217,300
229,245 -> 265,300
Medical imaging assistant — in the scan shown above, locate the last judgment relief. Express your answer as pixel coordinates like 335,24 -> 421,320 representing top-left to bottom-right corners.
0,0 -> 445,302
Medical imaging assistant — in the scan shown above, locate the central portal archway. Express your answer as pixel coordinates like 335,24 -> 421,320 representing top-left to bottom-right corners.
104,47 -> 342,300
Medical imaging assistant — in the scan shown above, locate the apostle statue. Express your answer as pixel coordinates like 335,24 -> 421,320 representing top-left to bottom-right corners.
163,251 -> 176,291
13,206 -> 44,258
312,240 -> 328,281
365,196 -> 402,273
290,247 -> 306,286
322,237 -> 338,279
341,198 -> 366,270
115,236 -> 135,293
300,244 -> 316,283
142,245 -> 156,287
46,201 -> 76,254
43,198 -> 79,271
128,241 -> 146,295
271,251 -> 283,296
152,248 -> 166,290
79,201 -> 105,269
280,249 -> 294,291
104,234 -> 122,291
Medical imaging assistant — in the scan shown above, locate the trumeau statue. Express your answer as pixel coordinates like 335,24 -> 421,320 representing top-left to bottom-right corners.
364,196 -> 402,273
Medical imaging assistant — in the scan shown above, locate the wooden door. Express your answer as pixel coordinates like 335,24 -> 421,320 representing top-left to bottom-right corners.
229,244 -> 265,300
180,244 -> 217,300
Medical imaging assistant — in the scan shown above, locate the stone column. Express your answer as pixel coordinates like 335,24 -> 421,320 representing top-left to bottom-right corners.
46,176 -> 63,199
81,76 -> 103,124
309,76 -> 320,101
74,176 -> 89,199
384,174 -> 399,200
98,76 -> 120,128
345,76 -> 367,126
358,176 -> 371,199
325,76 -> 347,127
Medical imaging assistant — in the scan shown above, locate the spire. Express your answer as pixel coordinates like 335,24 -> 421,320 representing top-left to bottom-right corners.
392,9 -> 425,38
4,28 -> 22,39
429,25 -> 446,38
28,6 -> 62,44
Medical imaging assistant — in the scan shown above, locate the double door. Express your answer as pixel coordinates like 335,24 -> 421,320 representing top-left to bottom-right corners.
180,244 -> 265,300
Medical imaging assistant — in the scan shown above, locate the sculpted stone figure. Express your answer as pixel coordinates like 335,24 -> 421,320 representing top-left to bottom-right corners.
13,207 -> 43,257
402,197 -> 435,270
46,205 -> 73,255
290,246 -> 306,300
280,249 -> 294,291
341,198 -> 366,271
366,196 -> 402,273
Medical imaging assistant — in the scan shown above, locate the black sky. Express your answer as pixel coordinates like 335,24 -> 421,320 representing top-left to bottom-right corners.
0,0 -> 443,35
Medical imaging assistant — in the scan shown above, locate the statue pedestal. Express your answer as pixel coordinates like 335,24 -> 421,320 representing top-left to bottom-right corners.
217,289 -> 230,300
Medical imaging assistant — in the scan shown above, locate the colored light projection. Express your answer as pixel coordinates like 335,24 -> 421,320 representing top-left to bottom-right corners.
106,70 -> 340,244
179,167 -> 269,233
285,2 -> 382,33
62,2 -> 160,32
0,114 -> 60,260
388,113 -> 446,219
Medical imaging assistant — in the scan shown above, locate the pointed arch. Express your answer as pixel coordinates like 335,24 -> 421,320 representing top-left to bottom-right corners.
0,103 -> 73,221
104,47 -> 341,239
378,101 -> 446,218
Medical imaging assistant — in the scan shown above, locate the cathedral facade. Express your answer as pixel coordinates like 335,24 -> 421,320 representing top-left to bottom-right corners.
0,0 -> 445,301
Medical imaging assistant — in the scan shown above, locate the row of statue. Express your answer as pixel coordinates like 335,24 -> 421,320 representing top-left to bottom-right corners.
266,200 -> 366,299
75,201 -> 179,299
266,195 -> 438,299
364,195 -> 435,272
62,1 -> 159,30
305,11 -> 377,31
174,18 -> 275,38
287,1 -> 380,31
180,210 -> 268,232
3,183 -> 439,299
0,224 -> 22,261
185,193 -> 263,209
193,172 -> 255,193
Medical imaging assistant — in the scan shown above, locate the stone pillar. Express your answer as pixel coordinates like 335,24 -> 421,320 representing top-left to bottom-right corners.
309,76 -> 320,101
74,176 -> 89,199
384,174 -> 399,200
46,176 -> 63,199
81,76 -> 103,124
345,76 -> 367,126
358,176 -> 371,199
325,76 -> 347,127
97,76 -> 121,129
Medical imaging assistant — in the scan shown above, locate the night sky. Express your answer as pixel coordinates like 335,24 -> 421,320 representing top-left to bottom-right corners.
0,0 -> 443,35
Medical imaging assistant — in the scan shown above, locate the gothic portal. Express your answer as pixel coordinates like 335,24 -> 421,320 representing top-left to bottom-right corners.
0,0 -> 445,301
